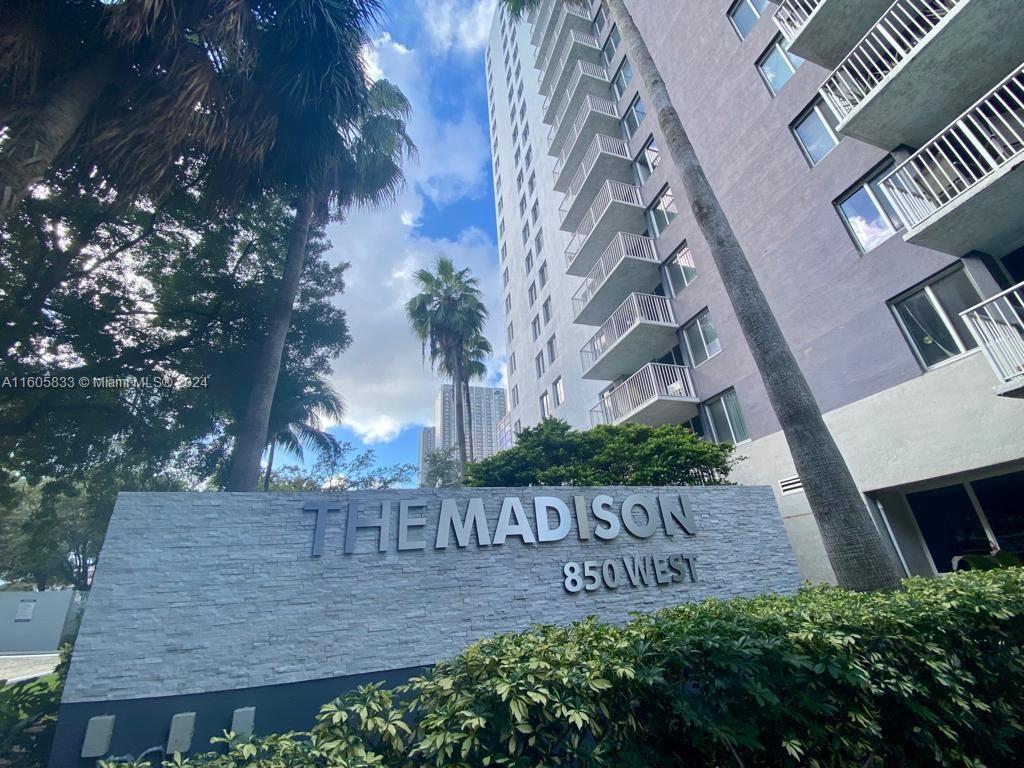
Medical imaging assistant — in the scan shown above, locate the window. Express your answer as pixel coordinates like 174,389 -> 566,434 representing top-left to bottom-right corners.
522,124 -> 530,143
621,95 -> 646,140
504,294 -> 512,313
538,261 -> 548,288
647,185 -> 678,238
664,244 -> 697,294
500,243 -> 507,262
535,351 -> 546,378
525,147 -> 533,168
528,282 -> 538,306
499,218 -> 505,237
792,98 -> 841,165
728,0 -> 769,40
542,297 -> 552,324
531,201 -> 540,223
522,221 -> 530,245
511,385 -> 519,407
891,267 -> 982,369
547,334 -> 557,363
633,136 -> 661,185
512,126 -> 519,145
516,170 -> 524,191
535,229 -> 544,254
528,172 -> 537,195
683,310 -> 722,366
539,390 -> 552,418
552,377 -> 565,406
514,419 -> 522,434
519,195 -> 527,216
514,147 -> 522,167
525,250 -> 534,273
837,164 -> 903,252
519,101 -> 527,121
612,58 -> 634,100
601,25 -> 620,67
502,267 -> 510,287
704,389 -> 749,443
532,315 -> 541,340
592,5 -> 607,38
506,322 -> 514,343
757,36 -> 804,95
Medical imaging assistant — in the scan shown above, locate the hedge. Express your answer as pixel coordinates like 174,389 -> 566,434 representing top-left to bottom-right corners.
105,570 -> 1024,768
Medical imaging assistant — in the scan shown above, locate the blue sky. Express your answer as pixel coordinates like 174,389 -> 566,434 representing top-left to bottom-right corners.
277,0 -> 503,481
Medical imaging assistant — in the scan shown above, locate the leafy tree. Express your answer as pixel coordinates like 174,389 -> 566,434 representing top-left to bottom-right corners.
226,67 -> 413,487
0,182 -> 350,492
0,0 -> 266,224
500,0 -> 901,591
262,375 -> 345,491
464,419 -> 734,487
264,443 -> 415,492
405,257 -> 489,466
421,447 -> 462,489
0,458 -> 186,590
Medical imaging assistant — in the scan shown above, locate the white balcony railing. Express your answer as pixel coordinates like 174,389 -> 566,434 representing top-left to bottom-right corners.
572,234 -> 658,317
530,0 -> 558,48
961,281 -> 1024,388
536,3 -> 590,73
820,0 -> 963,122
880,64 -> 1024,230
551,94 -> 618,162
565,180 -> 644,269
559,134 -> 629,218
590,363 -> 697,426
545,60 -> 608,127
540,30 -> 599,95
581,293 -> 676,371
774,0 -> 825,42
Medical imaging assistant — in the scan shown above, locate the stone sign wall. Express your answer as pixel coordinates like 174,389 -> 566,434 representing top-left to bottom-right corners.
64,487 -> 800,705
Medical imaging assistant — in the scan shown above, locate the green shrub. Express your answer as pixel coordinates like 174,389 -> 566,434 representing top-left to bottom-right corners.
111,570 -> 1024,767
1,646 -> 70,768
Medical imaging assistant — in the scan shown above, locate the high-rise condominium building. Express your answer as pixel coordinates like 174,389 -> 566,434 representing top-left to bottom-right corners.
432,383 -> 509,462
486,0 -> 1024,582
417,426 -> 437,484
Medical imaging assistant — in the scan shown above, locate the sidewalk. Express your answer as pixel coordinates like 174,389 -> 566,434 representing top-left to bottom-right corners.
0,654 -> 60,684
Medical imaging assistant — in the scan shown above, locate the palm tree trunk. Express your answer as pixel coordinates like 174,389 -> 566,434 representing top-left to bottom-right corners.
227,190 -> 316,491
0,52 -> 118,225
263,441 -> 276,491
453,364 -> 468,466
464,378 -> 475,461
608,0 -> 900,591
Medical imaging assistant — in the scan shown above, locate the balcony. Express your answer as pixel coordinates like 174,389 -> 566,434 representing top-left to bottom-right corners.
590,364 -> 700,427
581,293 -> 678,381
535,3 -> 591,78
572,234 -> 660,326
961,280 -> 1024,397
880,65 -> 1024,256
564,180 -> 645,277
529,0 -> 557,47
558,135 -> 633,231
774,0 -> 894,68
819,0 -> 1024,149
543,60 -> 608,127
539,30 -> 601,98
549,94 -> 618,165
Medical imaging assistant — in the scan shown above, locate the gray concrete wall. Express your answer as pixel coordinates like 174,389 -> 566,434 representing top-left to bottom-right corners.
0,591 -> 75,655
64,488 -> 799,704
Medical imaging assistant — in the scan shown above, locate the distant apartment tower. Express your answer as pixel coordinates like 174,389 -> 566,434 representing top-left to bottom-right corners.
417,426 -> 436,484
486,1 -> 1024,582
434,383 -> 508,462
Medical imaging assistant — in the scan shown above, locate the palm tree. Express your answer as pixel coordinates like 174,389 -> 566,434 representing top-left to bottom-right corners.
262,374 -> 345,491
502,0 -> 901,591
406,258 -> 489,466
226,70 -> 415,491
0,0 -> 269,224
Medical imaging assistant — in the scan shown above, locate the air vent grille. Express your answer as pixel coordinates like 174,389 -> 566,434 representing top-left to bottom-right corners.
779,475 -> 805,496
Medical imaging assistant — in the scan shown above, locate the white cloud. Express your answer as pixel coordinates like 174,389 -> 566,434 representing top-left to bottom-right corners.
323,30 -> 502,447
416,0 -> 497,54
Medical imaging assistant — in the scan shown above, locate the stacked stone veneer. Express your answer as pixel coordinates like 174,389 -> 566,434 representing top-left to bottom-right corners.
64,487 -> 799,703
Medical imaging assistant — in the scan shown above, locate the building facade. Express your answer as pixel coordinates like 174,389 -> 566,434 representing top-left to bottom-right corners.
417,426 -> 437,484
431,383 -> 509,463
486,0 -> 1024,582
